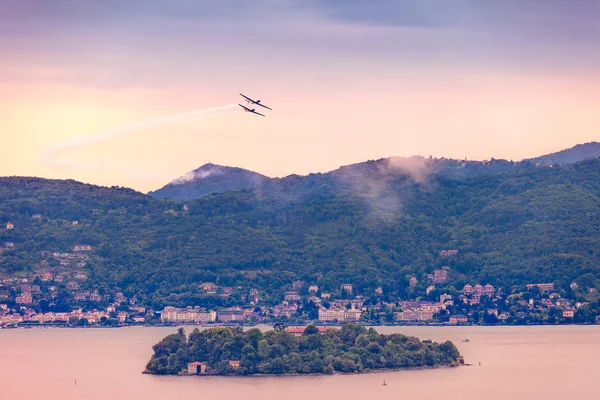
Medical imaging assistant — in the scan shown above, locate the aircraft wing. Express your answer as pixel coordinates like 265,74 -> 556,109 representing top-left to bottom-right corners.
239,93 -> 255,103
256,103 -> 272,111
251,110 -> 265,117
238,103 -> 251,111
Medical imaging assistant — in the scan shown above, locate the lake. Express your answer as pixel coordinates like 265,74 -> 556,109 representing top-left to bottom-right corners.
1,325 -> 599,400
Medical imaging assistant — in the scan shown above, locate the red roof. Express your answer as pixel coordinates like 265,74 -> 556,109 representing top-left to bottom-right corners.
188,361 -> 205,366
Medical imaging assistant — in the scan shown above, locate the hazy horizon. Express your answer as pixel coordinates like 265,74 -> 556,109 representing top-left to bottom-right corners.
2,0 -> 600,192
3,140 -> 598,193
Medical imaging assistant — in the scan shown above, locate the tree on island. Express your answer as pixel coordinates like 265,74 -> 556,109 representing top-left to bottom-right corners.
144,323 -> 463,376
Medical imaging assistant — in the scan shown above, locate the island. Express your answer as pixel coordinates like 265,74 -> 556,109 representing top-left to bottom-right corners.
144,323 -> 463,375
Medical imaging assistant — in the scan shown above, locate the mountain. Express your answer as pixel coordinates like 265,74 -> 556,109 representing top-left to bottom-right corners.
148,143 -> 600,201
525,142 -> 600,166
2,154 -> 600,311
148,163 -> 268,200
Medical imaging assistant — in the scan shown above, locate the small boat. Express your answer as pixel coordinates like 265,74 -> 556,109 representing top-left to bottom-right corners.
463,338 -> 470,342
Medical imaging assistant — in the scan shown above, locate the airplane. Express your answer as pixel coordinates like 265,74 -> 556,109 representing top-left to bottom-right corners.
239,93 -> 272,110
238,103 -> 265,117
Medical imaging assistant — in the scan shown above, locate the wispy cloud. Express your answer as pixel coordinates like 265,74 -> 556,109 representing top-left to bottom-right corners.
40,104 -> 238,179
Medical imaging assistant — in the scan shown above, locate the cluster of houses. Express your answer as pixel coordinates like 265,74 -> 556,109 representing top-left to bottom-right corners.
0,263 -> 151,328
0,307 -> 150,327
2,237 -> 599,327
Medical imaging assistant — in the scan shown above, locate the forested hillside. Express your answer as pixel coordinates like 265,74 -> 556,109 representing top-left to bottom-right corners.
1,156 -> 600,309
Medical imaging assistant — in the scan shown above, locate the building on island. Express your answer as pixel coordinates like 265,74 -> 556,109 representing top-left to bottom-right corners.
187,362 -> 207,375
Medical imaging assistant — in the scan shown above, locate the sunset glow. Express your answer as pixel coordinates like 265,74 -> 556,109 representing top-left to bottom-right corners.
2,0 -> 599,191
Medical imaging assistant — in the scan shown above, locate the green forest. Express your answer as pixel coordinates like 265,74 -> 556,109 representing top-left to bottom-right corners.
144,324 -> 462,375
1,156 -> 600,308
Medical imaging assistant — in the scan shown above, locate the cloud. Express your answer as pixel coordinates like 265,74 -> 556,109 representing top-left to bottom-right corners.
40,104 -> 239,180
335,156 -> 434,222
171,165 -> 225,185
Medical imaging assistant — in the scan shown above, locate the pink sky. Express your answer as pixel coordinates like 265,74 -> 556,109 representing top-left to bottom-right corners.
2,1 -> 599,192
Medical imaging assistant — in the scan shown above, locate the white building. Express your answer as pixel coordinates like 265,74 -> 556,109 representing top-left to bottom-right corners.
161,306 -> 217,323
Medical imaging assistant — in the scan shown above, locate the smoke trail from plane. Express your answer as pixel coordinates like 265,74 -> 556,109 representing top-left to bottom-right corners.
41,104 -> 239,179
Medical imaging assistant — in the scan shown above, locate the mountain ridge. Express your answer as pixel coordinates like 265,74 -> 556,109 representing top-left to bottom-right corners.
148,142 -> 600,200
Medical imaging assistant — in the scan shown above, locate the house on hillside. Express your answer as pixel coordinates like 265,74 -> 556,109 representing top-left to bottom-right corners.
340,284 -> 353,294
526,283 -> 554,292
6,222 -> 14,230
200,282 -> 218,292
433,269 -> 448,284
562,309 -> 575,318
284,291 -> 301,302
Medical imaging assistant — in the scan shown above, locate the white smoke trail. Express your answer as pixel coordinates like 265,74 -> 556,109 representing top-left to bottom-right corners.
40,104 -> 239,179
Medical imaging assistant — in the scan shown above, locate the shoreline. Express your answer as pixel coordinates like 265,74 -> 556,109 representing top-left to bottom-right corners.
2,321 -> 598,330
142,363 -> 464,377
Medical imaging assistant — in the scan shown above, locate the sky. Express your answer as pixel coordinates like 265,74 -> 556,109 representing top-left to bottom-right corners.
1,0 -> 599,192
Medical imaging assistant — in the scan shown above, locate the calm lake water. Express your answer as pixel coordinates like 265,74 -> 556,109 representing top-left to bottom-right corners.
1,325 -> 599,400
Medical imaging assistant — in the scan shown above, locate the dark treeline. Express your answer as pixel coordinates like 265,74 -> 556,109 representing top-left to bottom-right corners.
144,324 -> 462,375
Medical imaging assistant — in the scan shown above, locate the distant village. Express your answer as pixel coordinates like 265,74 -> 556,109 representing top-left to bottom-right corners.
1,239 -> 600,328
